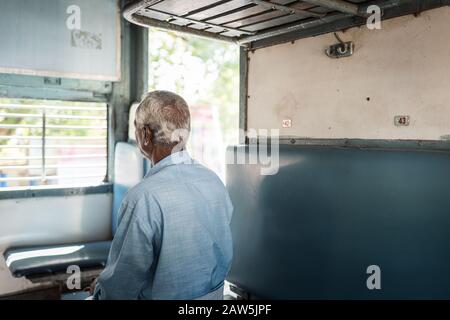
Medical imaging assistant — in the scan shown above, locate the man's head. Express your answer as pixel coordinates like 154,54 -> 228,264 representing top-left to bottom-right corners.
134,90 -> 191,164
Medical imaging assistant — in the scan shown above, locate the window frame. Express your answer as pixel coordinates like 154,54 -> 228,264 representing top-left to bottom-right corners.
0,74 -> 113,199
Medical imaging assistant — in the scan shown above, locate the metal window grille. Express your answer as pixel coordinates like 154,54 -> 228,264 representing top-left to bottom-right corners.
0,99 -> 108,189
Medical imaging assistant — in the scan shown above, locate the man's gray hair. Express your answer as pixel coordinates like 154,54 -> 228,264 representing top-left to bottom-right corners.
135,90 -> 191,146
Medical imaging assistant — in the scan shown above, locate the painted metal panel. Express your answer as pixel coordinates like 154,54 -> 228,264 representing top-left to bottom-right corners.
246,7 -> 450,141
0,0 -> 120,81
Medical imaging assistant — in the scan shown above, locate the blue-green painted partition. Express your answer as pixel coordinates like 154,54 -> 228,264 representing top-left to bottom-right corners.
226,144 -> 450,299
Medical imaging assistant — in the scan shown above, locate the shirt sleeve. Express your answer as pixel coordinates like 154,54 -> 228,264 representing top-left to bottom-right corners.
93,196 -> 160,300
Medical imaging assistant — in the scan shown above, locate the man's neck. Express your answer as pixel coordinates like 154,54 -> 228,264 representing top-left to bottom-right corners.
151,145 -> 183,165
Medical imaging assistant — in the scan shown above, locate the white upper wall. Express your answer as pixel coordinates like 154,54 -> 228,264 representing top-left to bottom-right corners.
247,7 -> 450,140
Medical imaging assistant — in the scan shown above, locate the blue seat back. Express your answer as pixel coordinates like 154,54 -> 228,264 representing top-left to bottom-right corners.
112,103 -> 152,234
112,142 -> 145,234
226,144 -> 450,299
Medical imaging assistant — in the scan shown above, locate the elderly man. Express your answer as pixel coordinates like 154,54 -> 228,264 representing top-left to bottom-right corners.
91,90 -> 233,300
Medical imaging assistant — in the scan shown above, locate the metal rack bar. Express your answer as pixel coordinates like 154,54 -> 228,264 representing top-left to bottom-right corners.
124,13 -> 238,42
0,113 -> 106,120
0,124 -> 106,129
0,164 -> 107,170
0,135 -> 106,140
0,174 -> 106,183
237,11 -> 350,44
0,103 -> 106,111
0,154 -> 106,161
41,106 -> 46,181
179,0 -> 233,18
146,7 -> 256,34
0,145 -> 106,149
301,0 -> 369,17
250,0 -> 325,18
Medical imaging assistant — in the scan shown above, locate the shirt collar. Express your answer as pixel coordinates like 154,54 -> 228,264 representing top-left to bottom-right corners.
145,150 -> 194,178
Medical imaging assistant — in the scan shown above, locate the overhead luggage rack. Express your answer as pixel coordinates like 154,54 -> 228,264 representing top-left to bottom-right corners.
123,0 -> 450,49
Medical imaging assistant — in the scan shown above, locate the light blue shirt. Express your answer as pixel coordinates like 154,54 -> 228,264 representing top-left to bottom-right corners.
93,151 -> 233,300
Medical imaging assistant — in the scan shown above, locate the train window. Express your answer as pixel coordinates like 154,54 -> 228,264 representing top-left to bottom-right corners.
148,29 -> 239,181
0,98 -> 107,189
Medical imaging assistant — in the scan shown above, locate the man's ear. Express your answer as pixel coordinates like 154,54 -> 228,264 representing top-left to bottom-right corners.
143,127 -> 152,146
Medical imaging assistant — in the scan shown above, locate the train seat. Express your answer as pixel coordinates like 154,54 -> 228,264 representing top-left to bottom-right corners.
4,241 -> 111,278
226,143 -> 450,299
